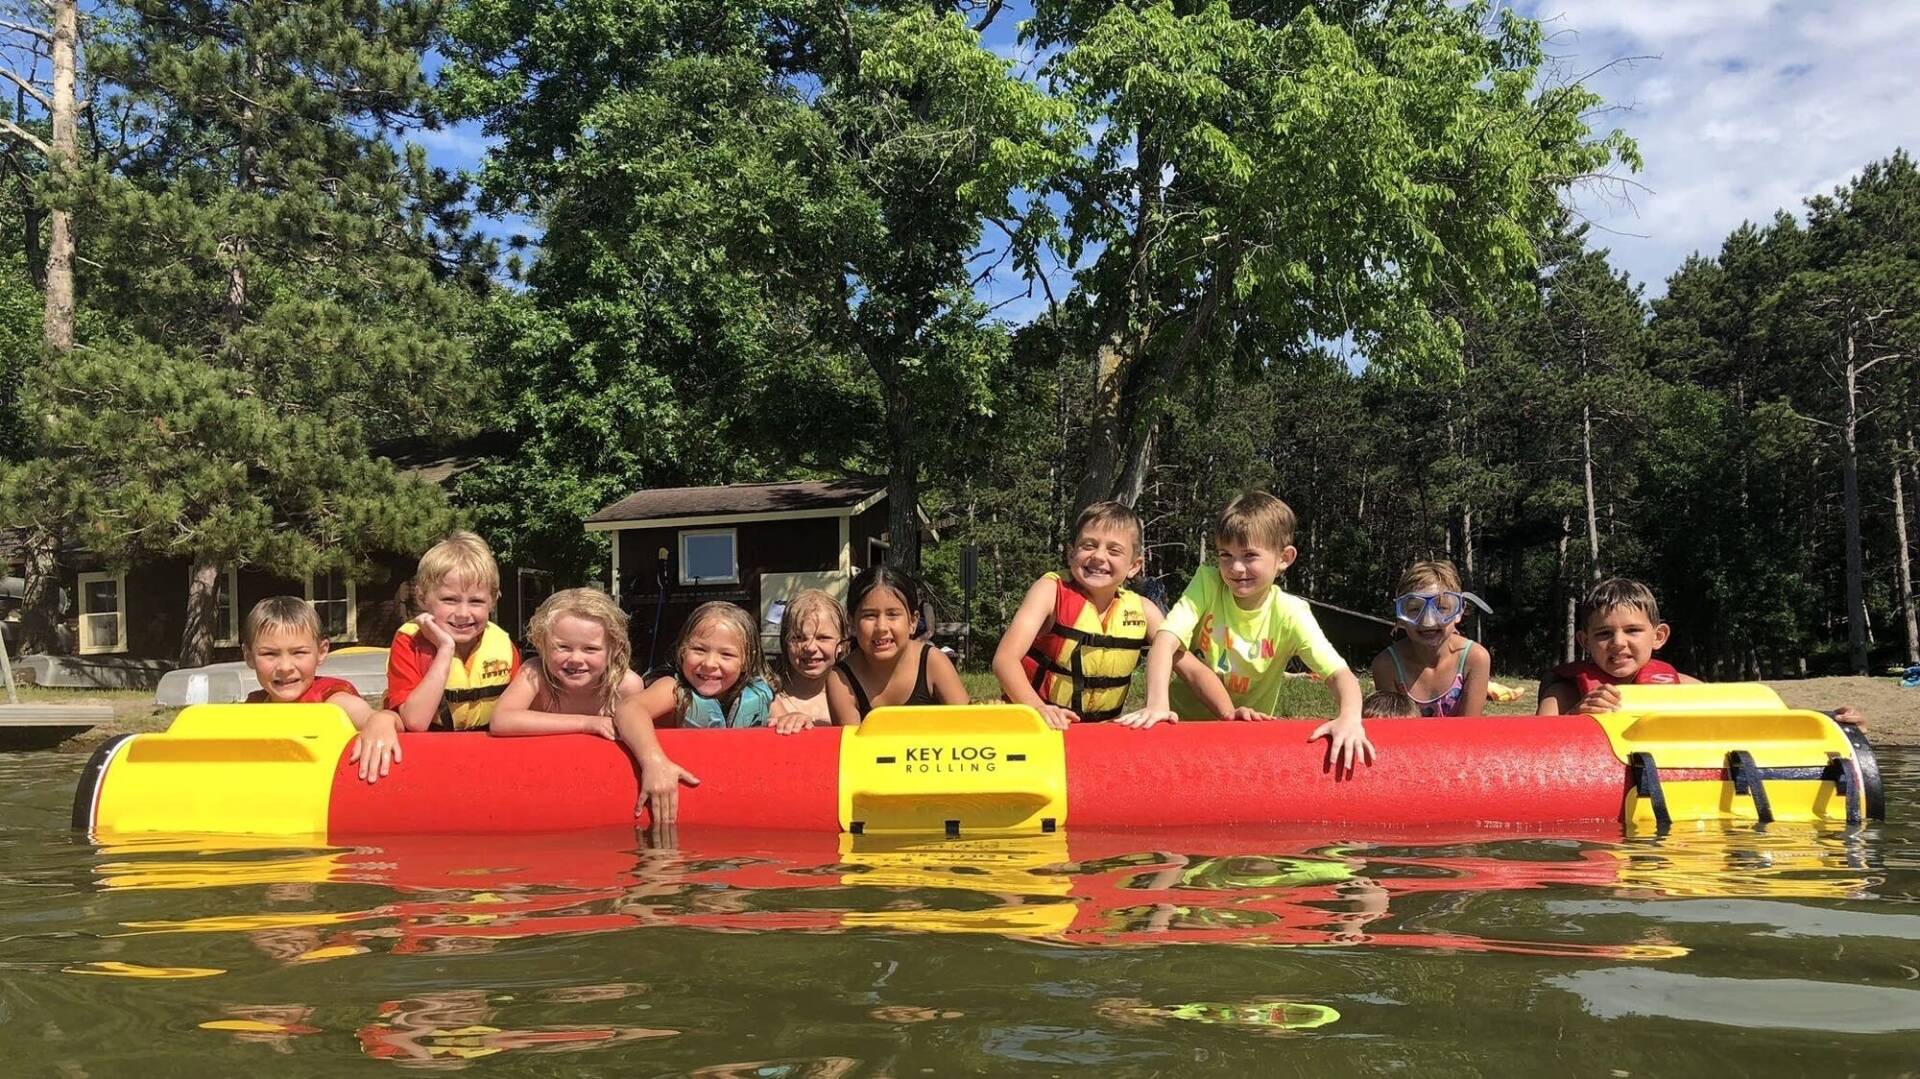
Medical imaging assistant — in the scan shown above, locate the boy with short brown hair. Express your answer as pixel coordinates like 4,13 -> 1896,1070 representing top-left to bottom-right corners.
1538,577 -> 1697,715
993,501 -> 1232,729
244,595 -> 402,783
1127,491 -> 1372,771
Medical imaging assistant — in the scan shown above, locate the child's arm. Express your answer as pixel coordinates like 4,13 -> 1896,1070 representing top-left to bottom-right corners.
614,679 -> 699,826
1536,671 -> 1576,715
1460,643 -> 1491,717
1307,667 -> 1373,770
992,578 -> 1078,728
392,615 -> 457,732
1117,631 -> 1184,728
825,665 -> 863,727
489,667 -> 618,740
326,688 -> 404,785
1368,649 -> 1398,699
924,644 -> 970,705
1144,601 -> 1235,718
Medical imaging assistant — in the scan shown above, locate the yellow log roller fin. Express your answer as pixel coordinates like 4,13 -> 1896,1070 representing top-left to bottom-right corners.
837,704 -> 1068,836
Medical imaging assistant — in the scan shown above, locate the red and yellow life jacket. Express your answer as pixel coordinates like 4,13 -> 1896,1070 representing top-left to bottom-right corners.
1552,658 -> 1682,700
1020,572 -> 1150,721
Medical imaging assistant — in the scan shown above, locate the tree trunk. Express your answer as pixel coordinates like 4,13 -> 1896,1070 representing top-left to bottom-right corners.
1840,328 -> 1870,675
884,384 -> 920,572
1581,401 -> 1601,581
1557,513 -> 1575,663
20,1 -> 79,653
180,556 -> 220,668
41,0 -> 77,353
19,529 -> 63,654
1074,132 -> 1162,512
1891,444 -> 1917,665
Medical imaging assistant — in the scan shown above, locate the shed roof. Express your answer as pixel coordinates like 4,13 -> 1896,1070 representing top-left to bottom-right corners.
588,476 -> 888,527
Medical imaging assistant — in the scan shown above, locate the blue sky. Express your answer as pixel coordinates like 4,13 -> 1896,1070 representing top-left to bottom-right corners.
419,1 -> 1920,311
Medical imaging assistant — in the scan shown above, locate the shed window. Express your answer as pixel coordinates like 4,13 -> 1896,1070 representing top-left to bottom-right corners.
77,571 -> 126,655
679,529 -> 739,585
306,569 -> 357,642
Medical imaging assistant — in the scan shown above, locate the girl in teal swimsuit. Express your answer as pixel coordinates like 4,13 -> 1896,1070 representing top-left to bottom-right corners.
1367,560 -> 1492,718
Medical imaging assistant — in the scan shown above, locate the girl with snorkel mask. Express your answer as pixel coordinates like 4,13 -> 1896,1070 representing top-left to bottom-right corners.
1367,560 -> 1492,718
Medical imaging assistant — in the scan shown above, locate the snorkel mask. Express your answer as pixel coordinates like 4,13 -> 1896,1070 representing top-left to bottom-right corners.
1391,590 -> 1492,627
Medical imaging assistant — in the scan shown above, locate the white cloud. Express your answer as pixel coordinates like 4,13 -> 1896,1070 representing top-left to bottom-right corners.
1527,0 -> 1920,294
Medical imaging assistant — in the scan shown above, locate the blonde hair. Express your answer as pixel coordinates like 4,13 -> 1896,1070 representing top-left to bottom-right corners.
673,601 -> 764,719
414,530 -> 500,600
1397,559 -> 1463,596
1579,577 -> 1662,631
244,595 -> 323,649
770,589 -> 847,692
526,588 -> 631,717
1216,491 -> 1296,551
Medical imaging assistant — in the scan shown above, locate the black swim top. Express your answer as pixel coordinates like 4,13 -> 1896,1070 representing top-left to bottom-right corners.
837,643 -> 937,717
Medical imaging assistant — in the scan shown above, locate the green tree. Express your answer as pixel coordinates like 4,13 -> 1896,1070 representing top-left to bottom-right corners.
1029,0 -> 1636,510
443,0 -> 1068,572
4,0 -> 484,665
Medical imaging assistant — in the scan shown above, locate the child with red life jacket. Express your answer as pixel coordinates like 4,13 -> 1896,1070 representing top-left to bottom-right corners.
243,596 -> 402,784
1538,578 -> 1697,714
993,501 -> 1232,730
387,531 -> 522,733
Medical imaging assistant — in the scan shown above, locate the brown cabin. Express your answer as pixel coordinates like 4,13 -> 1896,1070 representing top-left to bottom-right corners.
587,476 -> 892,670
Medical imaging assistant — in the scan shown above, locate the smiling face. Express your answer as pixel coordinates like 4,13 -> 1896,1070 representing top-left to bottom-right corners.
247,626 -> 328,702
1577,603 -> 1670,681
852,584 -> 914,662
1215,538 -> 1296,609
543,613 -> 610,692
423,575 -> 494,647
1397,589 -> 1463,651
1068,524 -> 1143,596
680,616 -> 749,698
785,612 -> 842,681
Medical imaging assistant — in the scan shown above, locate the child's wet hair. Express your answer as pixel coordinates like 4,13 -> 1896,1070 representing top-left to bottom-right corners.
1069,500 -> 1143,559
1362,689 -> 1418,718
846,564 -> 924,646
1215,491 -> 1296,551
671,602 -> 764,716
1397,559 -> 1462,596
771,589 -> 847,691
414,530 -> 501,600
527,587 -> 631,716
1578,577 -> 1661,630
244,596 -> 323,649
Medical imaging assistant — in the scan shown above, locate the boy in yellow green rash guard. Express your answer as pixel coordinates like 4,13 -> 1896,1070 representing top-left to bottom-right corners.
1121,491 -> 1373,772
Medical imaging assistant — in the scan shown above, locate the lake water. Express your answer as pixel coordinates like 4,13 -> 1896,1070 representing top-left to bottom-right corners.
1,747 -> 1915,1074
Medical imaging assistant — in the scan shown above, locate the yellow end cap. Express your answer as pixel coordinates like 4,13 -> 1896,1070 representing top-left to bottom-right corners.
837,704 -> 1067,835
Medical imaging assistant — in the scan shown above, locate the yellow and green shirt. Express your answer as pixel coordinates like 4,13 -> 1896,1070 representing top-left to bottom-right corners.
1162,566 -> 1347,718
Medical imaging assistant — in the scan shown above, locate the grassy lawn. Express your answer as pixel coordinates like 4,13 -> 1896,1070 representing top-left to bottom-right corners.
957,668 -> 1543,717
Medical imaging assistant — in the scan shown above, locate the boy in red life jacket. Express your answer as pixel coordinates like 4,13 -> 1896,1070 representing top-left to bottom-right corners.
244,595 -> 403,783
1538,578 -> 1698,714
993,501 -> 1233,730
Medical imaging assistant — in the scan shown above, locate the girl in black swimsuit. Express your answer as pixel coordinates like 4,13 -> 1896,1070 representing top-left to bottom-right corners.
827,565 -> 968,724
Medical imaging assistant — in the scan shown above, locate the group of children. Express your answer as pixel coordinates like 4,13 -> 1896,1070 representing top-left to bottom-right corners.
239,491 -> 1731,822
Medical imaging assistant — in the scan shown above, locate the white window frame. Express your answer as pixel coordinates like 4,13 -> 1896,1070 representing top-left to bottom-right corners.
305,569 -> 358,643
77,570 -> 127,655
187,565 -> 242,648
678,528 -> 740,585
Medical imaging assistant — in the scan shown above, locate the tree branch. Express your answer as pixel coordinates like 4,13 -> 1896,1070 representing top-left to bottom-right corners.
0,18 -> 54,43
0,66 -> 48,109
0,115 -> 49,155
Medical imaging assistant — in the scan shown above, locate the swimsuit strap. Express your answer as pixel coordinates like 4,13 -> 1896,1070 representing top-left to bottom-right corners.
836,659 -> 873,716
911,642 -> 934,705
1392,641 -> 1450,710
1453,639 -> 1473,680
1387,644 -> 1413,694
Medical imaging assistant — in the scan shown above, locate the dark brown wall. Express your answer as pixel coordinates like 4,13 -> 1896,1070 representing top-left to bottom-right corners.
616,516 -> 845,669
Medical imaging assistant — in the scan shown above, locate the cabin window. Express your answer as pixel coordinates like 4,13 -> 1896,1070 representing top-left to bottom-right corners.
306,569 -> 357,642
679,529 -> 739,585
77,571 -> 127,655
187,565 -> 241,647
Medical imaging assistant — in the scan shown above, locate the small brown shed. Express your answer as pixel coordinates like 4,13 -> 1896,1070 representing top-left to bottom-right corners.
586,476 -> 892,668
